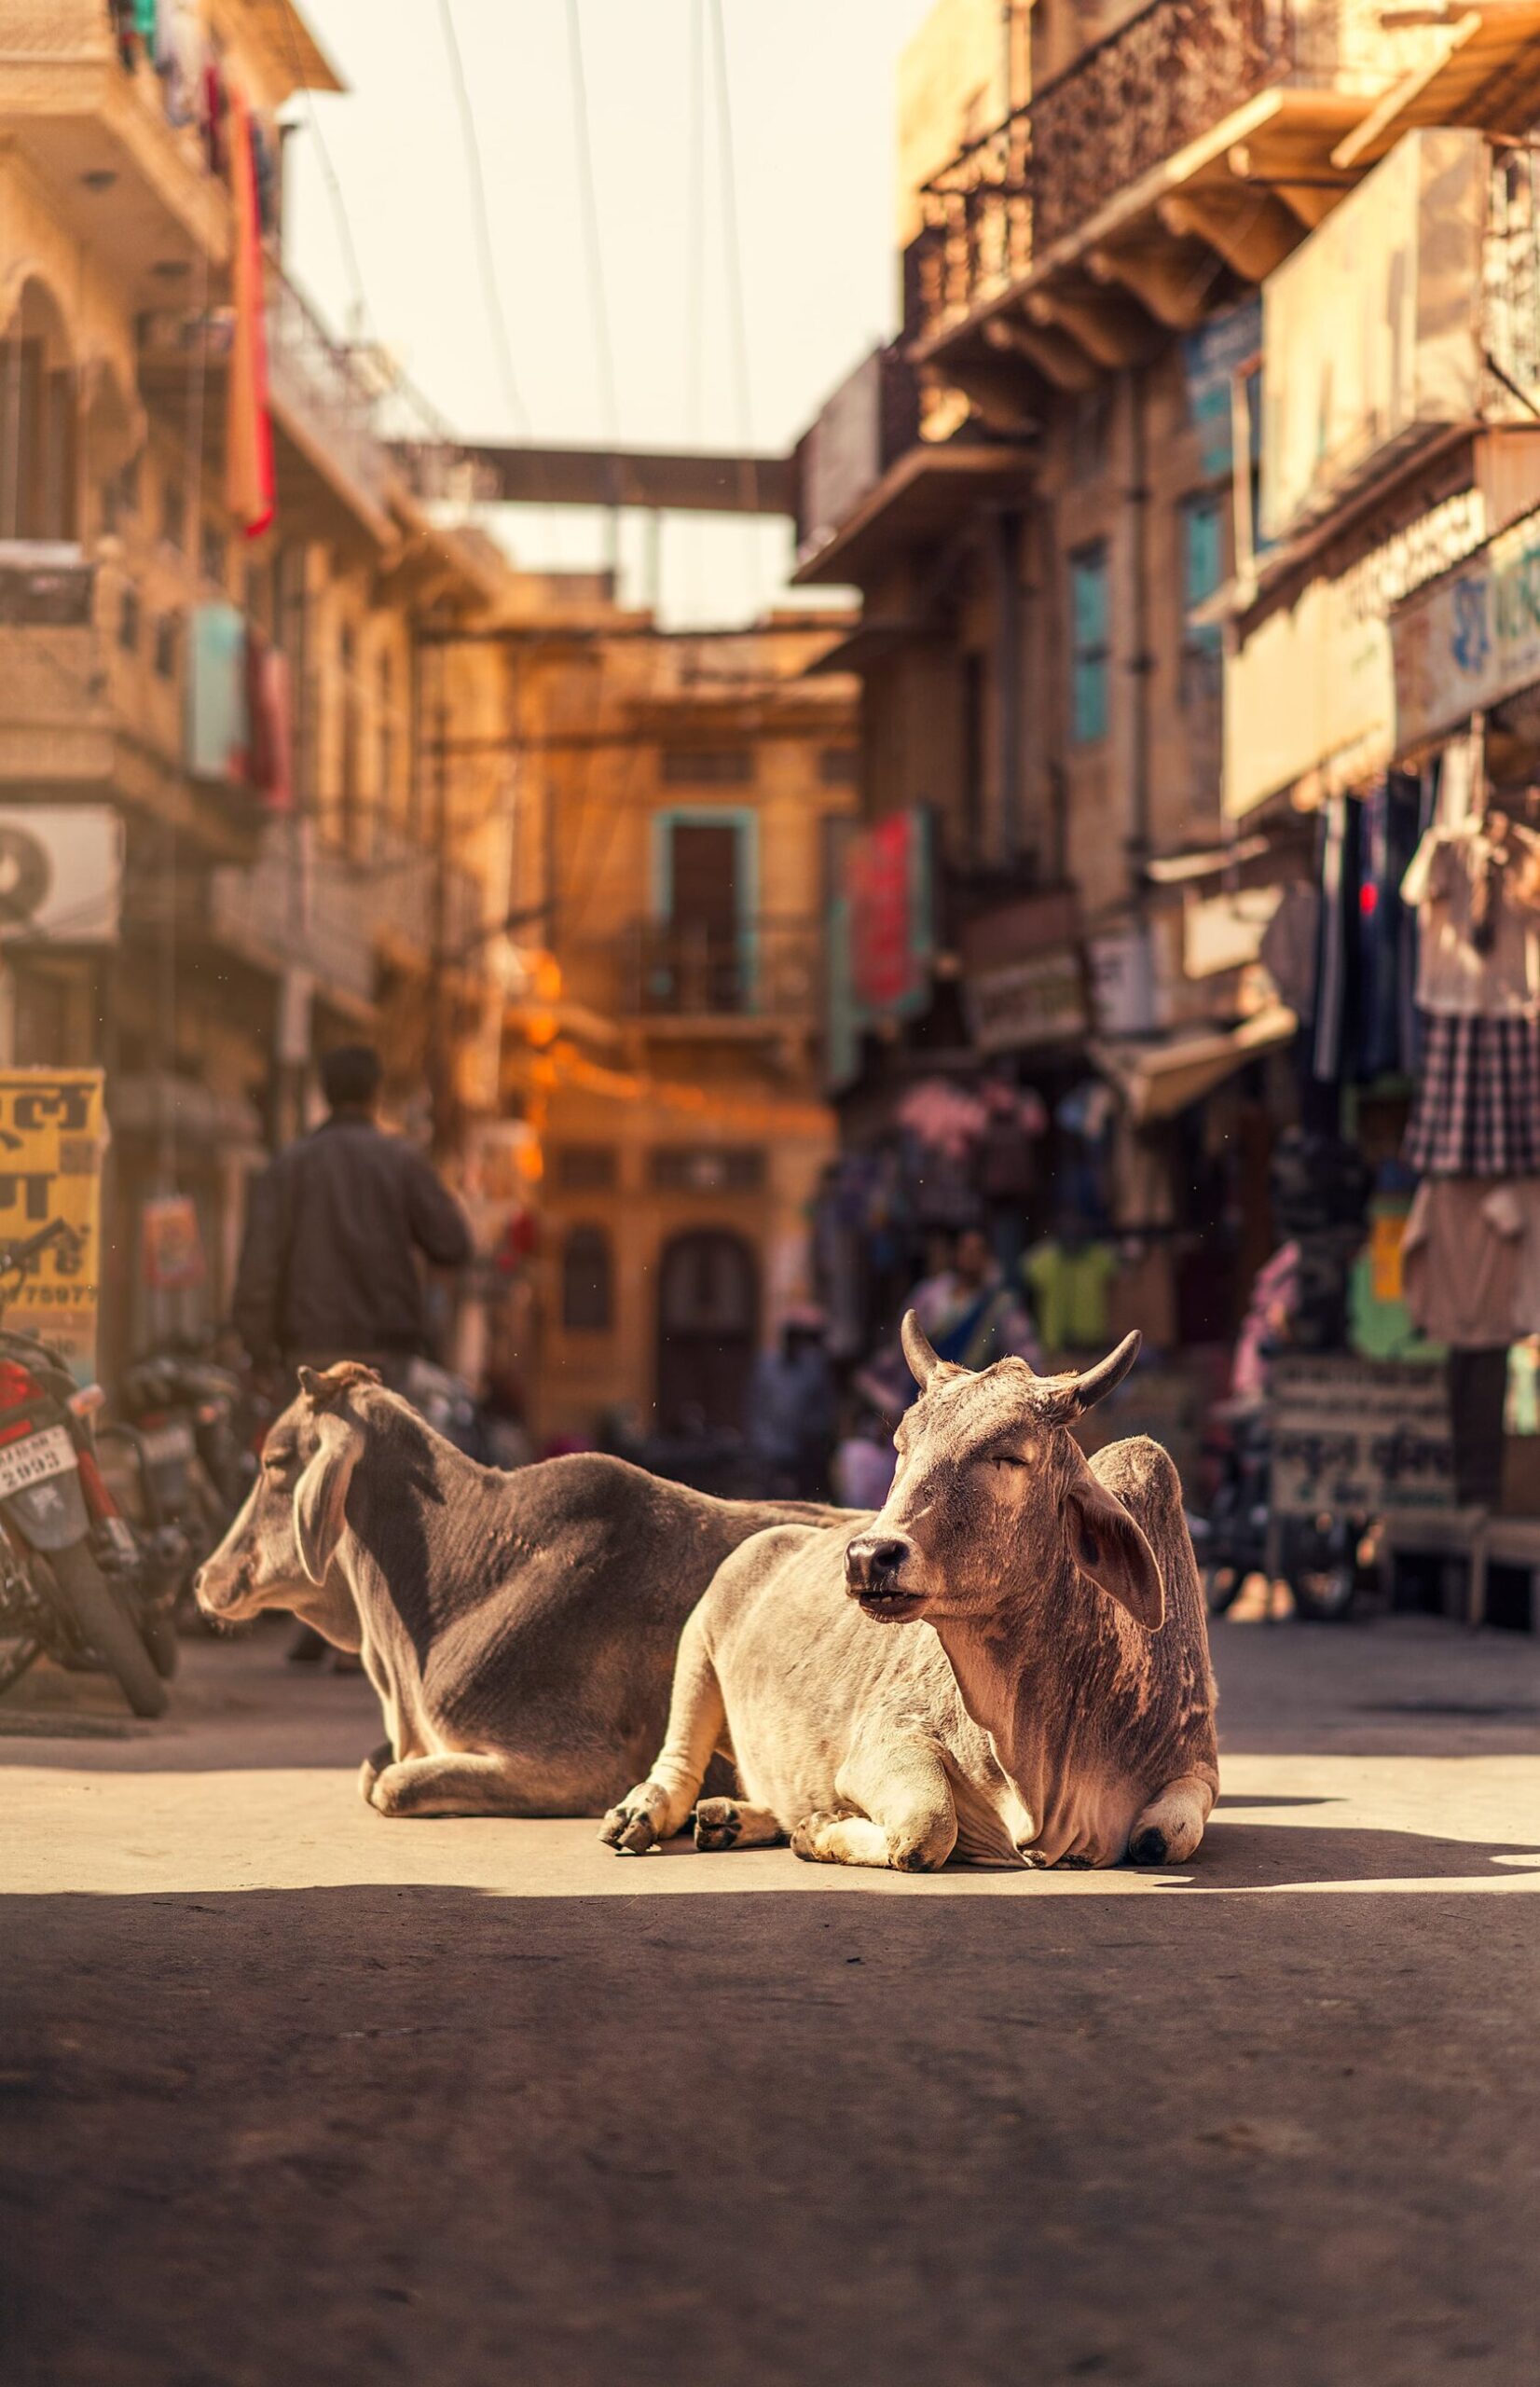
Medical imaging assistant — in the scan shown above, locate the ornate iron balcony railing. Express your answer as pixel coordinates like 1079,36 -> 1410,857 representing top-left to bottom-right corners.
915,0 -> 1341,337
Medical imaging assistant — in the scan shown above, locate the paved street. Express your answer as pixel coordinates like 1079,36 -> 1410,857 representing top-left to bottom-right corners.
3,1614 -> 1538,2387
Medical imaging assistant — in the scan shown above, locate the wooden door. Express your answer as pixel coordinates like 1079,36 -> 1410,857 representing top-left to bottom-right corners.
655,1229 -> 759,1432
667,821 -> 742,1010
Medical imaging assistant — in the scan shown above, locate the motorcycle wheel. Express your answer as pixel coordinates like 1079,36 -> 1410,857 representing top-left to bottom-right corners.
140,1607 -> 181,1680
0,1636 -> 41,1697
47,1542 -> 168,1718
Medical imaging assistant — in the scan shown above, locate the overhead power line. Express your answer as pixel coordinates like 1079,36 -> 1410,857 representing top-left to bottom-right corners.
565,0 -> 621,448
274,5 -> 372,340
436,0 -> 533,436
708,0 -> 756,481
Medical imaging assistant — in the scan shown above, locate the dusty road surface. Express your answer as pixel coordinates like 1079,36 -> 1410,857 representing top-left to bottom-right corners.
3,1613 -> 1538,2387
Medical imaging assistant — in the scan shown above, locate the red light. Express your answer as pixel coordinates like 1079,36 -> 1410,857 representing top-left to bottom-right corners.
0,1419 -> 33,1447
76,1446 -> 117,1522
0,1359 -> 42,1408
1359,884 -> 1379,918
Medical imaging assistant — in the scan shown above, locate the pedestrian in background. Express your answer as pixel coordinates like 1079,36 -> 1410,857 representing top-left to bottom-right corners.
745,1307 -> 836,1499
234,1044 -> 473,1391
233,1044 -> 473,1663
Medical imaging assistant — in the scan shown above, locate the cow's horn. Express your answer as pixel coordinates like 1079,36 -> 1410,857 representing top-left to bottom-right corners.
1072,1331 -> 1142,1414
296,1365 -> 332,1408
901,1308 -> 942,1389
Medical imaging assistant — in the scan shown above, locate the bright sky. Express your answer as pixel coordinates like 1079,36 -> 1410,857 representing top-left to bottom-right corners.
283,0 -> 937,623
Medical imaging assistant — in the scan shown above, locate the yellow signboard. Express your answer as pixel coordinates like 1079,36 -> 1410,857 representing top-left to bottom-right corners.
0,1069 -> 107,1383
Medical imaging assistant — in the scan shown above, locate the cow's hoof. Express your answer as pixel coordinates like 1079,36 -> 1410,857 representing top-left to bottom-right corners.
694,1798 -> 742,1852
790,1811 -> 839,1859
599,1793 -> 661,1856
1056,1854 -> 1095,1870
1129,1825 -> 1169,1867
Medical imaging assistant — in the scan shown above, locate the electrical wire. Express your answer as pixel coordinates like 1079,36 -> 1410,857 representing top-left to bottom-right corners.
681,0 -> 708,618
435,0 -> 533,437
565,0 -> 621,447
273,4 -> 372,342
708,0 -> 764,600
708,0 -> 752,455
684,0 -> 707,448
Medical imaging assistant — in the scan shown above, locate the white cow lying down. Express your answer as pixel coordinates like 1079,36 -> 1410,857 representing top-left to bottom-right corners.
602,1316 -> 1219,1872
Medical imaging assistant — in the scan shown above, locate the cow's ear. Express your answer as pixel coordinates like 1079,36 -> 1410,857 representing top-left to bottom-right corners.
1064,1470 -> 1165,1632
293,1412 -> 363,1587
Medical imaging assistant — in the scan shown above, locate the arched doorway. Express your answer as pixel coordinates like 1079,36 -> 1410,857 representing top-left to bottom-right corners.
655,1229 -> 759,1434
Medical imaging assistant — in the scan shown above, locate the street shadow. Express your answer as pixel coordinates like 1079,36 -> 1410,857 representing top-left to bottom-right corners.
3,1881 -> 1539,2387
1172,1817 -> 1540,1890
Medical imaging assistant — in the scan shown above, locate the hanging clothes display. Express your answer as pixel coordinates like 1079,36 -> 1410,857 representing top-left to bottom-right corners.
224,84 -> 275,538
1402,1177 -> 1540,1345
1022,1235 -> 1117,1354
1401,807 -> 1540,1174
1402,1014 -> 1540,1176
1402,811 -> 1540,1017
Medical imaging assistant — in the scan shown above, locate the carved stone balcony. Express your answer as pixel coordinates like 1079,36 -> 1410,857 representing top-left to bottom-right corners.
910,0 -> 1438,389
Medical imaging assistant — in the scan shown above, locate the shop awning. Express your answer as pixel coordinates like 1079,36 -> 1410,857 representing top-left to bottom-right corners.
792,445 -> 1032,587
1092,1001 -> 1299,1124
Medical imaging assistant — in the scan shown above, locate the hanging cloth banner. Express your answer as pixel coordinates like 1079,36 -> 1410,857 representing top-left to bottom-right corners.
225,86 -> 275,539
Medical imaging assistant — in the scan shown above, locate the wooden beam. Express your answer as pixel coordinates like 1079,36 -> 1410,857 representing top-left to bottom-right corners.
391,440 -> 797,516
1086,235 -> 1226,329
1226,142 -> 1355,229
1025,284 -> 1159,370
1158,188 -> 1301,284
979,313 -> 1097,396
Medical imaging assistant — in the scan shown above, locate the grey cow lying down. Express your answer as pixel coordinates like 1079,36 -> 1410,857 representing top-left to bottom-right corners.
196,1363 -> 836,1818
602,1315 -> 1218,1872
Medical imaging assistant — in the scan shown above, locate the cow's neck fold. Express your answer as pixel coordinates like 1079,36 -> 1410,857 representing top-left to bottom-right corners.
928,1562 -> 1132,1798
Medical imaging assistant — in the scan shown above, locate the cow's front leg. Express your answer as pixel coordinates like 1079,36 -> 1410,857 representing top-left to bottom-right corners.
694,1797 -> 784,1851
358,1742 -> 392,1804
1128,1772 -> 1216,1866
600,1610 -> 727,1854
791,1737 -> 957,1873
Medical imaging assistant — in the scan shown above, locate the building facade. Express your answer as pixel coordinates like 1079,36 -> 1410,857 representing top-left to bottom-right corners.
791,0 -> 1540,1363
0,1 -> 508,1373
488,599 -> 860,1443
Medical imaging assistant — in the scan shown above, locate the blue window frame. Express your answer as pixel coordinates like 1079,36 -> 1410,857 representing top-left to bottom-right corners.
1069,542 -> 1109,746
1180,491 -> 1224,654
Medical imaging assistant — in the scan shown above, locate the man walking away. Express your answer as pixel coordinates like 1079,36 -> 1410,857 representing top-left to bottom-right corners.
235,1045 -> 472,1386
234,1045 -> 473,1657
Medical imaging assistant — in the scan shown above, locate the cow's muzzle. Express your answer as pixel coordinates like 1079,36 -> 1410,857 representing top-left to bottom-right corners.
194,1562 -> 253,1621
844,1532 -> 923,1619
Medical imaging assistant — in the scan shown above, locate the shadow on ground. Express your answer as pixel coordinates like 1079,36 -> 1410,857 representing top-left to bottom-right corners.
2,1881 -> 1538,2387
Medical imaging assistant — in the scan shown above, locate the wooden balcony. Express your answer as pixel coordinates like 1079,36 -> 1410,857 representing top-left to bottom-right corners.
570,918 -> 825,1037
910,0 -> 1443,392
0,0 -> 229,295
137,264 -> 397,546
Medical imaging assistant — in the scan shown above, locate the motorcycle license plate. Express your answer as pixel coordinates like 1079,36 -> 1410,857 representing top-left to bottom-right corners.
0,1425 -> 77,1499
141,1422 -> 196,1466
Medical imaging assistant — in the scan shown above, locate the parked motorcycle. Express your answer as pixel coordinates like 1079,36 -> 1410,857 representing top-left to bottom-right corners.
0,1221 -> 172,1717
109,1348 -> 252,1586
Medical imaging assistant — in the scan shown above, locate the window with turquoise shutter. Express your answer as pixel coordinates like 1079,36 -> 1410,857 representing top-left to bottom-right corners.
1069,542 -> 1109,746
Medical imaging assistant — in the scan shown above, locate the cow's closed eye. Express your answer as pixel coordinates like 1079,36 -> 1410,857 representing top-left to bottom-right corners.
989,1453 -> 1030,1470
